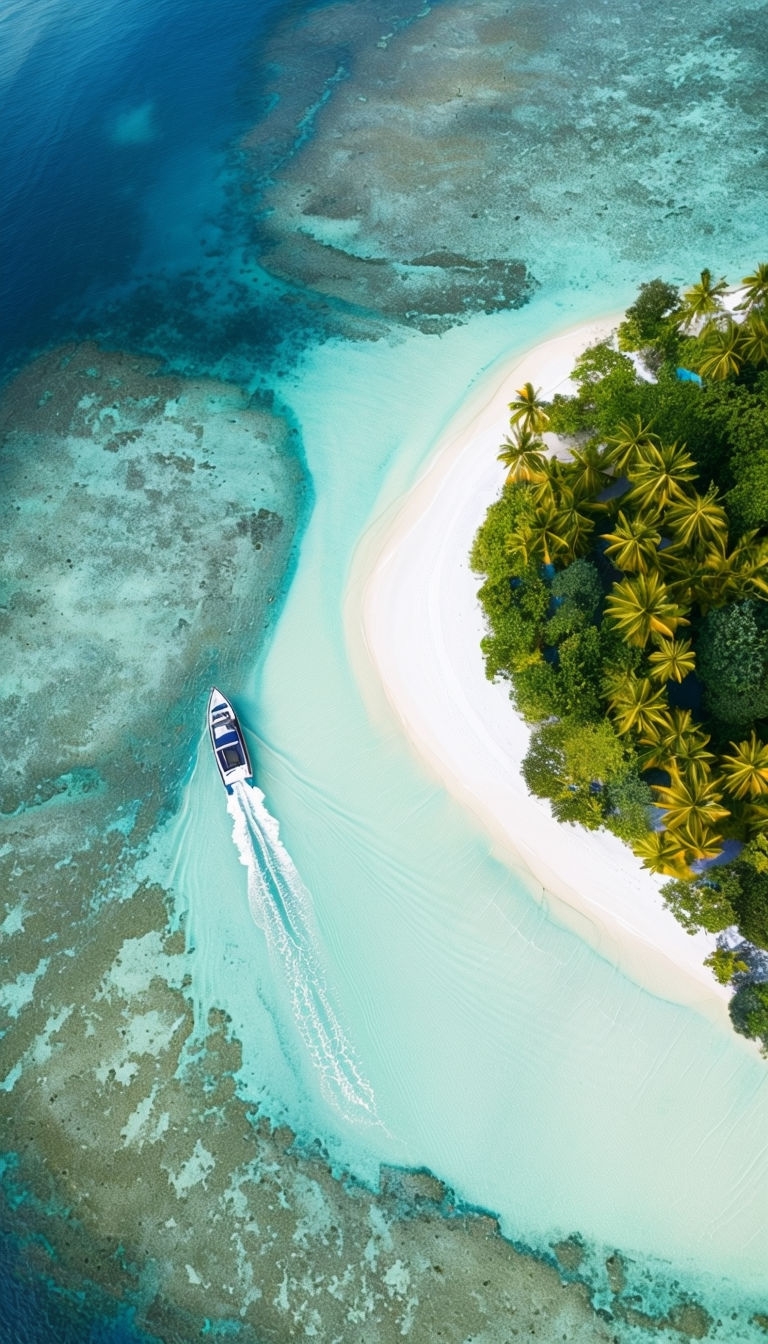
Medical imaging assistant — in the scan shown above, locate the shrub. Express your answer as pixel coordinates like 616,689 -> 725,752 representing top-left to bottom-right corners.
729,981 -> 768,1053
697,600 -> 768,729
661,872 -> 739,935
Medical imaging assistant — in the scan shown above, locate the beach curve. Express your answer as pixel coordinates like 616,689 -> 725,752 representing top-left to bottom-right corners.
347,314 -> 729,1014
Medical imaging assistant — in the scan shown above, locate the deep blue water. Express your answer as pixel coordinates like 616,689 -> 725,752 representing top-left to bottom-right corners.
0,1206 -> 156,1344
0,0 -> 286,373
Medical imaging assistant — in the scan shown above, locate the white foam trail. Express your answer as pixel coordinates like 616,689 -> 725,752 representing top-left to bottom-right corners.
226,781 -> 378,1124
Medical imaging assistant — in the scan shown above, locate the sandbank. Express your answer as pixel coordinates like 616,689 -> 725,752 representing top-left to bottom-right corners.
349,315 -> 727,1013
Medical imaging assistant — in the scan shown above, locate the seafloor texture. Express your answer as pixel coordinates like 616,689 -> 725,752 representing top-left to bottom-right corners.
0,878 -> 697,1344
2,0 -> 768,1338
245,0 -> 768,328
1,340 -> 758,1337
0,341 -> 303,817
0,340 -> 636,1344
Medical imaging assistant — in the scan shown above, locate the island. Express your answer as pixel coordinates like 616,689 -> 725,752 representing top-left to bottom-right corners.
471,265 -> 768,1051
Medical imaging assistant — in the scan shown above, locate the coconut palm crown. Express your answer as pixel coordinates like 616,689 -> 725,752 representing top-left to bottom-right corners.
647,636 -> 696,684
605,570 -> 688,647
508,382 -> 550,435
721,732 -> 768,800
604,416 -> 659,475
663,485 -> 728,555
602,510 -> 661,572
624,441 -> 698,514
737,262 -> 768,313
739,312 -> 768,368
676,267 -> 728,331
695,319 -> 743,381
497,426 -> 548,485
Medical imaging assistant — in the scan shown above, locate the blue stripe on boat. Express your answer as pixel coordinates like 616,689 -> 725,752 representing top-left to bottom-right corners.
216,731 -> 240,745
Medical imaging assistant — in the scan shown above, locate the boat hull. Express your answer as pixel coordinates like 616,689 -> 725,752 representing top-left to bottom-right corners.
207,688 -> 253,790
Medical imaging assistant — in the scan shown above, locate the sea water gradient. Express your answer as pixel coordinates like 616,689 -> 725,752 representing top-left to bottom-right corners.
2,0 -> 768,1336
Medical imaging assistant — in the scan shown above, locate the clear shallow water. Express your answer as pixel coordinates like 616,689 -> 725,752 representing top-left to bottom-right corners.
2,0 -> 768,1335
206,317 -> 768,1285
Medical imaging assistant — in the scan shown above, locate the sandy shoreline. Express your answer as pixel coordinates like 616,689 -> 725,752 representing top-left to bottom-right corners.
349,314 -> 727,1013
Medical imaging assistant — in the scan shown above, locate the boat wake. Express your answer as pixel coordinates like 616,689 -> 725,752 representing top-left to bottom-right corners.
227,780 -> 378,1125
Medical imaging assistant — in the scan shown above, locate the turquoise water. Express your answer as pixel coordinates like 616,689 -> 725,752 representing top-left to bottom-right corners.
3,0 -> 768,1335
164,311 -> 768,1304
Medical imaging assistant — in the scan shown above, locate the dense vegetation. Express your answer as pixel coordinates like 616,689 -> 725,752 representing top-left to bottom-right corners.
471,266 -> 768,1052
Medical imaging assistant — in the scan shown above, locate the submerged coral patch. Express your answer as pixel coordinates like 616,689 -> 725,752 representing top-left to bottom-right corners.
0,341 -> 304,817
241,0 -> 767,328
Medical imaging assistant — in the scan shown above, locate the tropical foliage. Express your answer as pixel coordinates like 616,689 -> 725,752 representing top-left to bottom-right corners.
471,264 -> 768,1047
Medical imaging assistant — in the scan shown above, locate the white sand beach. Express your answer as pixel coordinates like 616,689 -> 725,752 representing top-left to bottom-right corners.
351,316 -> 727,1012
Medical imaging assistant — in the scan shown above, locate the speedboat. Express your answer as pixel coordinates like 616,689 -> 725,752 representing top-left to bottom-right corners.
207,688 -> 253,790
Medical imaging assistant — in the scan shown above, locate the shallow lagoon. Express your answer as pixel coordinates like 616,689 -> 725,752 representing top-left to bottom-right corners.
175,309 -> 768,1280
2,0 -> 768,1337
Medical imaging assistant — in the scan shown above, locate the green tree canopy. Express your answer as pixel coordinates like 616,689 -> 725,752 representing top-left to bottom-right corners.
661,871 -> 738,934
729,981 -> 768,1053
545,558 -> 602,642
704,946 -> 749,985
617,278 -> 681,367
697,600 -> 768,729
472,263 -> 768,1031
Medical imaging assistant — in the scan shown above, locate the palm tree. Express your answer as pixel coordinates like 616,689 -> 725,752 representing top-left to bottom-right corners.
553,484 -> 597,559
497,426 -> 548,485
604,416 -> 659,475
508,382 -> 550,435
663,484 -> 728,555
639,708 -> 714,771
720,731 -> 768,799
640,707 -> 692,754
625,441 -> 698,514
530,455 -> 567,508
647,636 -> 695,684
673,817 -> 723,863
633,829 -> 691,879
737,262 -> 768,313
676,268 -> 728,331
508,497 -> 569,568
674,733 -> 716,778
568,443 -> 610,497
695,320 -> 743,381
673,754 -> 716,795
655,545 -> 702,607
742,801 -> 768,837
739,312 -> 768,368
602,510 -> 661,572
605,570 -> 688,647
604,672 -> 669,738
730,534 -> 768,599
641,732 -> 715,776
653,766 -> 729,837
697,530 -> 768,608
